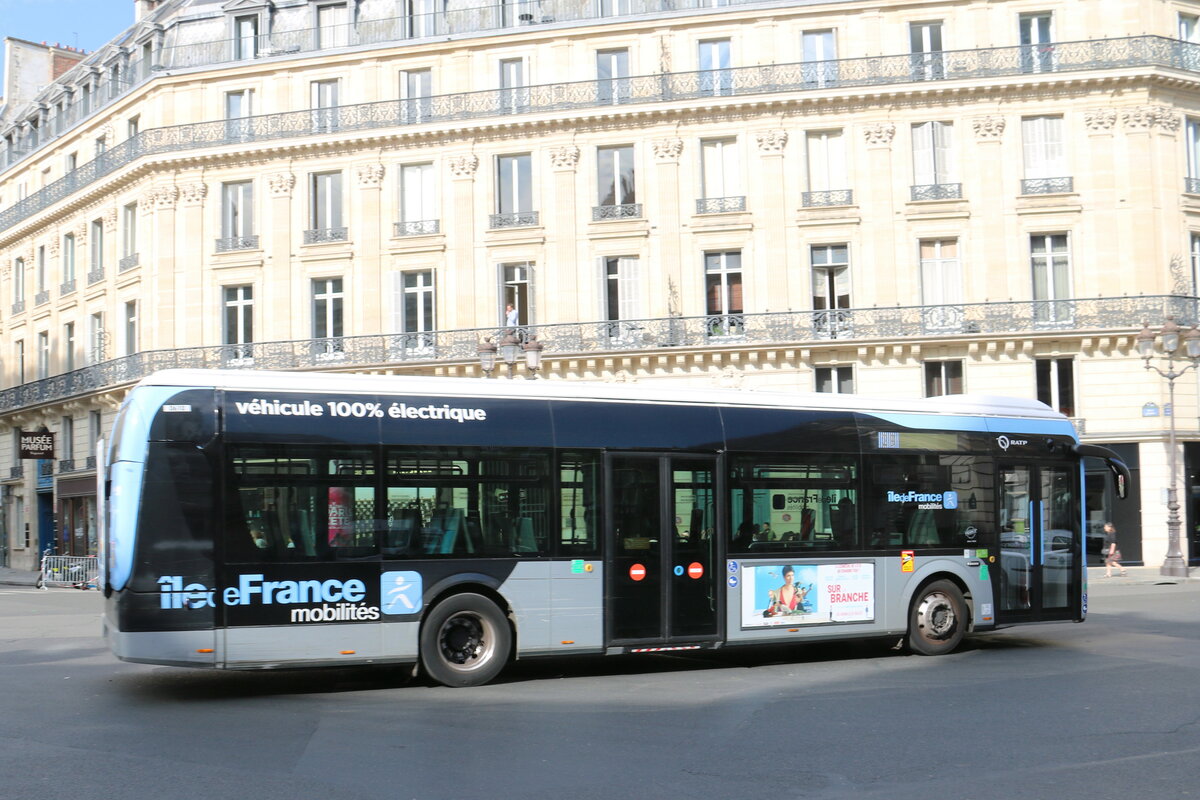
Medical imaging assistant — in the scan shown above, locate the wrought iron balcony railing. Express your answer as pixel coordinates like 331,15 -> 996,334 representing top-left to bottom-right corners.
57,458 -> 75,473
489,211 -> 540,229
60,279 -> 76,296
119,253 -> 140,272
696,196 -> 747,214
2,35 -> 1198,236
87,267 -> 104,285
1021,177 -> 1074,195
911,183 -> 963,201
303,227 -> 349,244
394,220 -> 441,237
1186,177 -> 1200,195
0,294 -> 1194,417
592,203 -> 643,221
7,465 -> 22,480
34,290 -> 50,306
215,235 -> 260,252
10,300 -> 24,315
802,189 -> 854,208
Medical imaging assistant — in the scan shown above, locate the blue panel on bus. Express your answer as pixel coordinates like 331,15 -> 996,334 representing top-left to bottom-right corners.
868,412 -> 1075,438
550,400 -> 723,450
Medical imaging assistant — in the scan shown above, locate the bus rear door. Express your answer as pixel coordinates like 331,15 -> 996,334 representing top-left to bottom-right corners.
605,454 -> 720,647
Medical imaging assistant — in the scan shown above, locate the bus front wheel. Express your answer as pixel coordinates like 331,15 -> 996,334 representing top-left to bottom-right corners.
420,593 -> 511,687
907,580 -> 967,656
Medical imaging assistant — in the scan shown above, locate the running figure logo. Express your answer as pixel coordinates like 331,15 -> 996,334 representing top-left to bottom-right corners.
381,571 -> 423,615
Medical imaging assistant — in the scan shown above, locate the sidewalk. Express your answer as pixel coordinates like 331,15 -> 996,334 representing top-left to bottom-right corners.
1086,564 -> 1194,589
0,565 -> 40,587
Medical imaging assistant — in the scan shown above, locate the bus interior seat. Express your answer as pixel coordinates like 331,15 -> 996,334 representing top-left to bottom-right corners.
463,515 -> 484,554
514,517 -> 537,553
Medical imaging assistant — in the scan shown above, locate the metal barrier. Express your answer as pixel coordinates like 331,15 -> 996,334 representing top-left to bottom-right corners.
38,555 -> 99,590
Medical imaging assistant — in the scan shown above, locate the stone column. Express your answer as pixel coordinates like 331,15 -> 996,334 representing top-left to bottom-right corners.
447,153 -> 479,327
353,163 -> 386,335
147,185 -> 179,349
754,129 -> 788,309
548,145 -> 580,321
968,115 -> 1007,302
859,122 -> 898,305
175,181 -> 208,347
651,137 -> 684,317
266,171 -> 296,340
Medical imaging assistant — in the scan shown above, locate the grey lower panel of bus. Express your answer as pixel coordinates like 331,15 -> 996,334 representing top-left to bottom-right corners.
724,556 -> 995,645
212,560 -> 606,668
103,612 -> 219,668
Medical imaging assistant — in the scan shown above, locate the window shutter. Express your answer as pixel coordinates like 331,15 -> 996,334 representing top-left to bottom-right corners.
618,257 -> 641,320
933,122 -> 953,182
389,272 -> 405,333
1023,117 -> 1045,178
912,123 -> 934,185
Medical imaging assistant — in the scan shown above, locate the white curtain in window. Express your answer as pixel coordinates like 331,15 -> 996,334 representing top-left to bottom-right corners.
912,122 -> 953,185
1022,116 -> 1065,179
806,131 -> 845,191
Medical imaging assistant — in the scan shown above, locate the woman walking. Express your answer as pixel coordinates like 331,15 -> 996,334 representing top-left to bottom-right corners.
1103,522 -> 1127,577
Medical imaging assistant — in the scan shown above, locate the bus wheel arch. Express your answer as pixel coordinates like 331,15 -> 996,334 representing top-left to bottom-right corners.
907,576 -> 970,656
419,588 -> 514,687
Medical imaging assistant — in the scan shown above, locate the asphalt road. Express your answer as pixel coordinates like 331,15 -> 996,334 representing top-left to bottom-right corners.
0,582 -> 1197,800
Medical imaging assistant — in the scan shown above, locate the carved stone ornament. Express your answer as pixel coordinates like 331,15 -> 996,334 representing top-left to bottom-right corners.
754,129 -> 788,154
861,123 -> 896,146
1122,105 -> 1180,132
548,145 -> 580,170
1084,108 -> 1117,132
651,137 -> 683,163
76,221 -> 88,245
972,116 -> 1006,141
268,172 -> 296,198
47,235 -> 59,258
103,208 -> 118,233
355,163 -> 385,188
151,185 -> 179,210
448,154 -> 479,178
179,182 -> 209,207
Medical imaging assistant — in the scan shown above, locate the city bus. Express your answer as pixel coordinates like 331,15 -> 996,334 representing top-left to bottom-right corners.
101,369 -> 1128,687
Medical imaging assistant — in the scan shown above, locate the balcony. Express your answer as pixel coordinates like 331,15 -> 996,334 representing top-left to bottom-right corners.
60,279 -> 76,296
10,300 -> 24,315
1186,177 -> 1200,195
87,267 -> 104,285
303,227 -> 348,245
215,235 -> 261,252
394,220 -> 441,237
489,211 -> 539,229
34,290 -> 50,306
592,203 -> 643,221
119,253 -> 140,272
57,458 -> 75,473
3,35 -> 1197,235
802,189 -> 853,208
696,196 -> 746,214
0,294 -> 1194,416
910,183 -> 963,201
1021,177 -> 1074,195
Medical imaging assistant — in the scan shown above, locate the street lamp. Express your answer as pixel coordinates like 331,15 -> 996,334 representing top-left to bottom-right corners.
1138,317 -> 1200,577
476,338 -> 497,378
522,335 -> 544,379
477,333 -> 546,379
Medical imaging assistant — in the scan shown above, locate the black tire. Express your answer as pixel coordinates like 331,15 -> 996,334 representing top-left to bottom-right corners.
907,579 -> 967,656
419,593 -> 511,687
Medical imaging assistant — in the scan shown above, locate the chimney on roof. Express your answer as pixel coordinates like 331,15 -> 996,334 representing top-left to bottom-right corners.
134,0 -> 159,22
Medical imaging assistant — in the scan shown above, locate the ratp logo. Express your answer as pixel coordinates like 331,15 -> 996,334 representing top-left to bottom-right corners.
381,571 -> 423,615
997,435 -> 1010,451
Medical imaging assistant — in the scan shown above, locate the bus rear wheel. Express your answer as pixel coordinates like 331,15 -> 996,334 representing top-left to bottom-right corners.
420,593 -> 511,687
907,580 -> 967,656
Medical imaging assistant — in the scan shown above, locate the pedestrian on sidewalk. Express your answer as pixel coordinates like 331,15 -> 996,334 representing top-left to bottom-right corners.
1103,522 -> 1126,577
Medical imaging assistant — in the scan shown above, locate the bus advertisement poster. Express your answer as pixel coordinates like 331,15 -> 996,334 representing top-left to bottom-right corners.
740,562 -> 874,628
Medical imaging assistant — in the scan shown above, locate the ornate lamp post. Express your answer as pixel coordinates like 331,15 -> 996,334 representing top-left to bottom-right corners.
476,338 -> 497,378
477,334 -> 545,379
1137,317 -> 1200,577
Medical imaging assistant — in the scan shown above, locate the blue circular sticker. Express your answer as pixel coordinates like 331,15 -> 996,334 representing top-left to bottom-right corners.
727,560 -> 739,573
727,575 -> 739,588
673,565 -> 685,576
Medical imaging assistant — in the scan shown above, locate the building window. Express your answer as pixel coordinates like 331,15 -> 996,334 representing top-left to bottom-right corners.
909,21 -> 944,80
925,360 -> 963,396
699,138 -> 742,211
919,239 -> 962,331
65,152 -> 77,172
1019,13 -> 1054,73
63,322 -> 75,372
391,270 -> 435,346
801,29 -> 837,87
1186,119 -> 1200,193
1022,116 -> 1069,193
398,163 -> 437,234
316,3 -> 350,49
311,79 -> 340,132
499,262 -> 534,326
36,331 -> 50,379
308,172 -> 345,241
127,115 -> 140,138
225,90 -> 253,140
499,57 -> 528,113
805,130 -> 849,206
603,256 -> 642,342
705,251 -> 743,337
89,410 -> 102,454
911,121 -> 958,199
596,48 -> 630,104
595,145 -> 637,218
404,0 -> 437,38
220,181 -> 255,249
14,340 -> 25,384
61,416 -> 74,462
122,301 -> 138,356
493,154 -> 534,226
121,202 -> 138,269
312,278 -> 344,340
816,366 -> 854,394
400,69 -> 432,122
234,14 -> 259,59
12,257 -> 24,310
1036,358 -> 1075,416
35,246 -> 46,295
1031,233 -> 1071,324
812,244 -> 851,338
698,38 -> 732,95
1191,232 -> 1200,294
89,218 -> 104,277
224,285 -> 254,357
62,233 -> 76,291
89,312 -> 105,364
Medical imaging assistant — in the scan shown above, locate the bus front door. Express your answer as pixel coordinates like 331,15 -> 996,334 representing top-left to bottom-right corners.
996,463 -> 1082,624
605,454 -> 720,646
